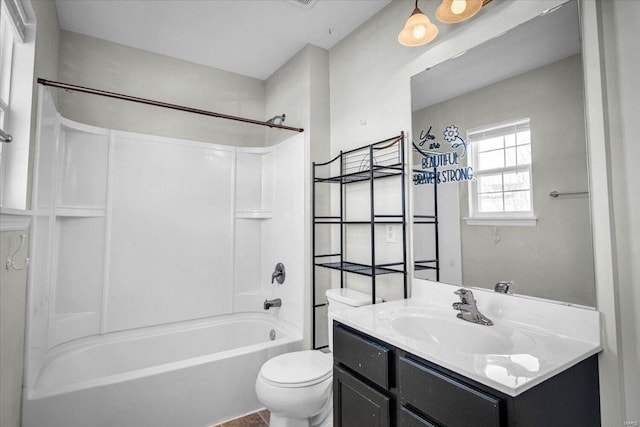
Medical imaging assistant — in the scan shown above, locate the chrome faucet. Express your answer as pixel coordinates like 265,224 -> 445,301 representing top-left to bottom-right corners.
494,281 -> 513,294
452,289 -> 493,326
264,298 -> 282,310
271,263 -> 286,284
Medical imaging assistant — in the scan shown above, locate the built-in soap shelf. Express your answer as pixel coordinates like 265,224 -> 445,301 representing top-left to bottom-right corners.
235,209 -> 273,219
54,206 -> 106,217
235,149 -> 274,219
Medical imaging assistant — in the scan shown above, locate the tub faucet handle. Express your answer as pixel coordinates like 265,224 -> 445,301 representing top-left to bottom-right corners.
271,263 -> 286,284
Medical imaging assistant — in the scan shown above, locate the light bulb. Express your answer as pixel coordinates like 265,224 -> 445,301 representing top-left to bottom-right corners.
413,24 -> 427,39
451,0 -> 467,15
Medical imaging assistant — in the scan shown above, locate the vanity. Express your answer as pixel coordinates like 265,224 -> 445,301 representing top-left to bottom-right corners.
330,281 -> 602,427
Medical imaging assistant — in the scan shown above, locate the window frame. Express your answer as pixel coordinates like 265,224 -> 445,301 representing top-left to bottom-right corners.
0,0 -> 31,209
0,3 -> 17,204
466,117 -> 537,226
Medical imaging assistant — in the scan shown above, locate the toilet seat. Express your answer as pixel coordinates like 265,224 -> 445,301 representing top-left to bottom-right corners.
260,350 -> 332,388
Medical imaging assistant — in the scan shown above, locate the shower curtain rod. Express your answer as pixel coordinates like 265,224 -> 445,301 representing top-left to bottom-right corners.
37,78 -> 304,133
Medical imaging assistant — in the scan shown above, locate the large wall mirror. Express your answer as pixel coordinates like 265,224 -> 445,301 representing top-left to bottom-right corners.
410,0 -> 596,307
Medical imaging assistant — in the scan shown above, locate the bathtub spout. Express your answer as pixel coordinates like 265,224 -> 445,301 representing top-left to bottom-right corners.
264,298 -> 282,310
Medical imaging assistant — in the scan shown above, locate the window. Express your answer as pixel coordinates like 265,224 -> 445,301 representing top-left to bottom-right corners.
0,0 -> 33,209
467,118 -> 535,225
0,3 -> 16,197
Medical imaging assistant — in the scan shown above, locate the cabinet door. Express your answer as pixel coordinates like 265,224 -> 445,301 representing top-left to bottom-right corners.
333,366 -> 391,427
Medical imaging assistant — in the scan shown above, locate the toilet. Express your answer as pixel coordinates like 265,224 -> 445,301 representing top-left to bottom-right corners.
255,288 -> 381,427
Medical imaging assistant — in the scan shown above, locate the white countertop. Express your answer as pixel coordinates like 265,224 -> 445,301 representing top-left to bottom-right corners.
330,280 -> 602,397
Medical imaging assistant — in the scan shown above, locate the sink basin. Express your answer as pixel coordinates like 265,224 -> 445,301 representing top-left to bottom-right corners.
381,307 -> 535,354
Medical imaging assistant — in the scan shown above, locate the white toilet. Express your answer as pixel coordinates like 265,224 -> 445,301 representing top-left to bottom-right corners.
255,288 -> 381,427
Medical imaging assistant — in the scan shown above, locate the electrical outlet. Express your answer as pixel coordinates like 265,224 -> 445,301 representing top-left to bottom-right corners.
385,225 -> 397,243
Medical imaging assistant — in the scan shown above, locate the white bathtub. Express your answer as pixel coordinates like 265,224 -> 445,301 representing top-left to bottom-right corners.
22,313 -> 302,427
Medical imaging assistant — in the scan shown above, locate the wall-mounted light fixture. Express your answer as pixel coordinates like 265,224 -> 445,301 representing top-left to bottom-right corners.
397,0 -> 439,47
398,0 -> 491,47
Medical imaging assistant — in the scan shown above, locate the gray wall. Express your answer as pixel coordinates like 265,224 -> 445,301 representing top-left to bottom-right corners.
29,0 -> 60,208
58,30 -> 266,147
0,229 -> 30,427
412,55 -> 596,307
266,43 -> 330,163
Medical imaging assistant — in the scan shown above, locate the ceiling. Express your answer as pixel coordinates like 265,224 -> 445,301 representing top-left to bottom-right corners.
55,0 -> 392,81
411,0 -> 580,111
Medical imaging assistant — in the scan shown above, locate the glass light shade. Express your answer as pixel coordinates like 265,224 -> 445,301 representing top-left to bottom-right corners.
436,0 -> 483,23
398,10 -> 439,47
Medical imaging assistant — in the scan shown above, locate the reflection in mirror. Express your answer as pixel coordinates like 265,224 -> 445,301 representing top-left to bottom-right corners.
410,0 -> 596,307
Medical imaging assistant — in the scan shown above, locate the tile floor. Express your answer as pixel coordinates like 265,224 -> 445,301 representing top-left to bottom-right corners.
213,409 -> 270,427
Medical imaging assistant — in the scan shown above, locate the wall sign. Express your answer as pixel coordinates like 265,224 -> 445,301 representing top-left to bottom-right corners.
413,124 -> 474,185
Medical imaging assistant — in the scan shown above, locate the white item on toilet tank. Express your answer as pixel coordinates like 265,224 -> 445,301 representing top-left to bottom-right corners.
326,288 -> 382,352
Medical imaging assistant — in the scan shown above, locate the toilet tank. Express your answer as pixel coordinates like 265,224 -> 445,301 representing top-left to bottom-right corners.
326,288 -> 382,351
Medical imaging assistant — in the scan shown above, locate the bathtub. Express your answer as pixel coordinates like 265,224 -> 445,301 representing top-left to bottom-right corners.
22,313 -> 302,427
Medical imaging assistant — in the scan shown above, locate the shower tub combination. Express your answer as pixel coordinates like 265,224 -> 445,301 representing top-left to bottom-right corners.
24,89 -> 306,426
23,314 -> 300,427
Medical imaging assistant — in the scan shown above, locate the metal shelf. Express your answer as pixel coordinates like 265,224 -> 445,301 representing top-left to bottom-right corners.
314,165 -> 403,184
315,261 -> 405,277
314,216 -> 405,225
311,133 -> 410,350
411,142 -> 441,282
414,259 -> 439,271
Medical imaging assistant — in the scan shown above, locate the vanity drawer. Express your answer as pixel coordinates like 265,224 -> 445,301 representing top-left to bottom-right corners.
399,406 -> 439,427
333,323 -> 390,389
399,356 -> 502,427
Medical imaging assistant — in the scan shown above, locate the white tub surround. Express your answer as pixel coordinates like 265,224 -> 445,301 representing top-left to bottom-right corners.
23,313 -> 301,427
330,280 -> 601,397
25,87 -> 307,427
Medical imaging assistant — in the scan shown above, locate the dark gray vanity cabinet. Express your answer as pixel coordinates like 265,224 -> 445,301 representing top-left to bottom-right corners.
332,322 -> 600,427
333,323 -> 393,426
334,365 -> 392,427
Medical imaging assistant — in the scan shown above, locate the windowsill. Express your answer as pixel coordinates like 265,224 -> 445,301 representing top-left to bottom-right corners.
0,208 -> 32,231
464,216 -> 537,227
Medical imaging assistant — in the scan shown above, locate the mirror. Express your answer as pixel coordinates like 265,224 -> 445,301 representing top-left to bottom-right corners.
410,0 -> 596,307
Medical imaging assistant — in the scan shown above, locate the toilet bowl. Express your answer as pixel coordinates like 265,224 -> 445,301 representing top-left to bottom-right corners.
255,350 -> 333,427
255,288 -> 382,427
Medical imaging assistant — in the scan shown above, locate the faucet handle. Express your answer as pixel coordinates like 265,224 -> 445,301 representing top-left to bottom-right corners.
271,263 -> 286,284
454,288 -> 474,304
494,281 -> 513,294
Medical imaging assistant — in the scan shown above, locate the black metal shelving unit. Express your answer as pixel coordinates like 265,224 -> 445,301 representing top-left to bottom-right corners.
411,142 -> 440,281
312,133 -> 409,349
